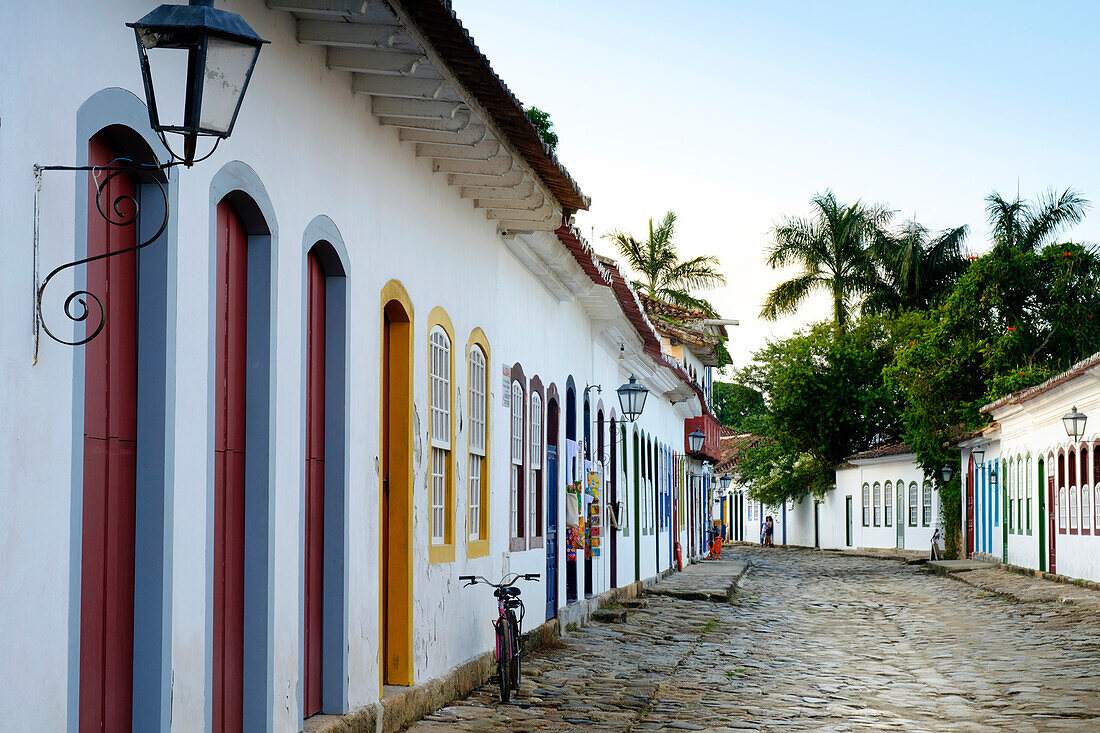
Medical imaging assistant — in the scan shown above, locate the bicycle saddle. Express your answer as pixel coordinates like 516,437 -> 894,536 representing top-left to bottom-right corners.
494,586 -> 522,598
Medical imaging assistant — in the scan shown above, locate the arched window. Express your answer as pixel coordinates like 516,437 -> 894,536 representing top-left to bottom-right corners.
1026,455 -> 1033,535
861,483 -> 870,526
1007,459 -> 1014,534
429,326 -> 452,547
1081,446 -> 1090,534
467,343 -> 488,546
529,390 -> 543,544
511,379 -> 525,543
922,481 -> 933,526
873,482 -> 882,526
1059,487 -> 1067,533
1094,445 -> 1100,530
909,482 -> 919,527
884,481 -> 893,526
1069,448 -> 1078,532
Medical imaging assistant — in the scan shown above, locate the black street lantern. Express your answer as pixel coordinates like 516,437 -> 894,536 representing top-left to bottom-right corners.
719,473 -> 733,490
129,0 -> 268,165
1063,406 -> 1088,442
616,375 -> 649,422
941,464 -> 954,484
687,429 -> 705,454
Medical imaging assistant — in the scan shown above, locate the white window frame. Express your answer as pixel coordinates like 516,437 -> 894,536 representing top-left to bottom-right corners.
908,482 -> 919,527
873,482 -> 882,527
429,327 -> 451,545
922,481 -> 932,527
862,483 -> 870,527
884,481 -> 893,527
528,391 -> 542,540
510,380 -> 524,540
467,346 -> 486,540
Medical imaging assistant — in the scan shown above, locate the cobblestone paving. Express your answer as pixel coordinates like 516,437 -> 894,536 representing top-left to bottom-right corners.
406,548 -> 1100,732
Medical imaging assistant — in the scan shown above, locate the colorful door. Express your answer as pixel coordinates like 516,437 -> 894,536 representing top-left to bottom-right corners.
896,484 -> 905,549
1002,463 -> 1009,564
966,457 -> 975,557
382,296 -> 413,686
303,253 -> 326,717
1038,458 -> 1047,572
545,444 -> 558,620
1048,474 -> 1057,574
213,200 -> 248,732
80,135 -> 138,733
845,497 -> 853,546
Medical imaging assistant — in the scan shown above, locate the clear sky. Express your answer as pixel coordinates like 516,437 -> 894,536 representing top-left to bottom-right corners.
454,1 -> 1100,370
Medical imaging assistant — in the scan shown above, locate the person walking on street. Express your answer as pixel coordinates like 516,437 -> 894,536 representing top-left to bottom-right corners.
764,515 -> 774,548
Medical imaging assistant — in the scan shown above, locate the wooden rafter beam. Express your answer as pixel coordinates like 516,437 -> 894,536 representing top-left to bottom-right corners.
327,46 -> 424,74
297,19 -> 401,47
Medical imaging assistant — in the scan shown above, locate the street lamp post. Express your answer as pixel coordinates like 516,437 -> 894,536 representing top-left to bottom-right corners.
1063,406 -> 1088,442
616,375 -> 649,423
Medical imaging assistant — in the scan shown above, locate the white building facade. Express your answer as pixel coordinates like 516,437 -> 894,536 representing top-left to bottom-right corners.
960,353 -> 1100,581
0,2 -> 723,731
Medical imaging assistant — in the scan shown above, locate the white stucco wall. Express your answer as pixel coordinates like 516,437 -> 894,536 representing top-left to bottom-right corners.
0,2 -> 706,731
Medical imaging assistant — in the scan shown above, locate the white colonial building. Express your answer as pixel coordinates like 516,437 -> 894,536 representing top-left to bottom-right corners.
0,1 -> 726,731
959,352 -> 1100,582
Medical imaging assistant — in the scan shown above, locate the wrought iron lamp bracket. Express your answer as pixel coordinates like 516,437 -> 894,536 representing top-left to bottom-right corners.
33,159 -> 177,361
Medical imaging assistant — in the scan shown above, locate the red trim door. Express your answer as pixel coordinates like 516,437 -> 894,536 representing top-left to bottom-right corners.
79,135 -> 138,733
303,253 -> 327,718
1048,475 -> 1057,574
213,201 -> 248,732
966,457 -> 975,558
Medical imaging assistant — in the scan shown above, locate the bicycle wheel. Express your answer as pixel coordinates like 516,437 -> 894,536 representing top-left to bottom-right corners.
495,623 -> 511,703
508,612 -> 522,689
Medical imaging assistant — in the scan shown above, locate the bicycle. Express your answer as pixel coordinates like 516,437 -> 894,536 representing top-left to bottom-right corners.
459,572 -> 540,702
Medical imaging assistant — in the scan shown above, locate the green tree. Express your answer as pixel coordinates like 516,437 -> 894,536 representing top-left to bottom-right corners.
525,106 -> 558,153
889,240 -> 1100,556
603,211 -> 727,314
760,190 -> 893,332
985,187 -> 1089,253
738,315 -> 911,506
864,220 -> 970,314
711,379 -> 767,434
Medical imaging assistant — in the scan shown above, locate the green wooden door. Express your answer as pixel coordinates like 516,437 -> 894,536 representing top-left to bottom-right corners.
896,484 -> 905,549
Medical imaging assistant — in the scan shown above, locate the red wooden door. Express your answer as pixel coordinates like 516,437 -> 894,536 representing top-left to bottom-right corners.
1048,477 -> 1057,574
303,253 -> 326,717
80,135 -> 138,732
966,458 -> 975,558
213,201 -> 248,732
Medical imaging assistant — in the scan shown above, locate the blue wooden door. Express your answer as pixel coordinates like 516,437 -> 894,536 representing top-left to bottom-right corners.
545,445 -> 558,620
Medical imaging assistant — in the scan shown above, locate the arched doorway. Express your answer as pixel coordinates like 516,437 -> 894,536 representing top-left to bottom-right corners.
380,282 -> 413,687
303,241 -> 348,717
545,389 -> 560,620
565,379 -> 578,603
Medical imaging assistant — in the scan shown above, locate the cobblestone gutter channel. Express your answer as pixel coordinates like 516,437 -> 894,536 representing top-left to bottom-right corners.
301,568 -> 680,733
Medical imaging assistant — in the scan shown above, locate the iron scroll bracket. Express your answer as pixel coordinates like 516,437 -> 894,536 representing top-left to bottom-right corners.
32,159 -> 177,362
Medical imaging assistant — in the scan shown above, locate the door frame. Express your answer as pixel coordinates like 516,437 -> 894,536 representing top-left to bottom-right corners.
379,281 -> 414,689
1038,456 -> 1047,572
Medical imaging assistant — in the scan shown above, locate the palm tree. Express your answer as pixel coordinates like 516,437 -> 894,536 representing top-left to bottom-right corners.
760,190 -> 893,331
985,187 -> 1089,252
863,220 -> 970,314
603,211 -> 726,314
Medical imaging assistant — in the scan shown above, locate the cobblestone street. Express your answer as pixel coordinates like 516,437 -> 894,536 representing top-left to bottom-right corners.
407,548 -> 1100,732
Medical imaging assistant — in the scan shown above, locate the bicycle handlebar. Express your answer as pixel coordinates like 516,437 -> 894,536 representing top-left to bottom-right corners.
459,572 -> 541,588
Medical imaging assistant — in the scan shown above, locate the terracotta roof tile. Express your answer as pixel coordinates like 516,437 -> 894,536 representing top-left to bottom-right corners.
846,442 -> 912,461
981,351 -> 1100,414
397,0 -> 589,212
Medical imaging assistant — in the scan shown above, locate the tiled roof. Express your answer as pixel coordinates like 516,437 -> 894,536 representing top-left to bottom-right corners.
981,351 -> 1100,414
714,433 -> 763,474
398,0 -> 589,212
554,224 -> 611,287
846,442 -> 913,461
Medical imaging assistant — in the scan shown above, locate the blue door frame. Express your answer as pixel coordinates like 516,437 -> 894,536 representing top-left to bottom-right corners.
545,445 -> 558,620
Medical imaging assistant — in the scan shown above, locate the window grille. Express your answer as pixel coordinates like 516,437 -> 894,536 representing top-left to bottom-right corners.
529,392 -> 542,538
873,483 -> 882,526
429,327 -> 451,545
1070,483 -> 1078,531
884,481 -> 893,526
922,481 -> 932,526
1059,487 -> 1067,532
862,483 -> 870,526
467,346 -> 486,540
908,482 -> 919,527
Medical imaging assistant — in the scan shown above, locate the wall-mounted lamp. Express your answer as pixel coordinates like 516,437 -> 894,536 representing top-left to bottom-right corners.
1063,406 -> 1088,442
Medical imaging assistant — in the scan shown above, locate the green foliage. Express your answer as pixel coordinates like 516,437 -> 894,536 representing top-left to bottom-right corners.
711,379 -> 767,434
761,190 -> 893,331
525,106 -> 559,153
888,240 -> 1100,556
864,221 -> 970,314
737,315 -> 912,505
604,211 -> 727,315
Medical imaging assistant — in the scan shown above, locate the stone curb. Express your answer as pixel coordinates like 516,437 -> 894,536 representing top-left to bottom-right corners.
300,572 -> 671,733
646,560 -> 751,604
926,560 -> 1100,602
